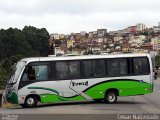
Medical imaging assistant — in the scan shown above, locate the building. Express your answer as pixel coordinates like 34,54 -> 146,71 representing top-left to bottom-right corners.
50,34 -> 54,40
97,38 -> 103,43
115,46 -> 121,50
130,35 -> 146,45
53,33 -> 60,40
117,30 -> 124,35
49,34 -> 55,45
153,44 -> 160,51
153,26 -> 160,33
59,34 -> 65,39
80,31 -> 86,36
54,47 -> 65,56
141,44 -> 153,51
114,36 -> 123,42
136,23 -> 146,31
67,39 -> 75,48
151,36 -> 160,44
127,26 -> 137,34
109,31 -> 117,35
93,31 -> 97,35
89,32 -> 93,38
75,33 -> 81,42
97,29 -> 107,37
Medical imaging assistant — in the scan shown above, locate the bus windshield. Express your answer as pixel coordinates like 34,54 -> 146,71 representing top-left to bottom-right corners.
7,60 -> 26,84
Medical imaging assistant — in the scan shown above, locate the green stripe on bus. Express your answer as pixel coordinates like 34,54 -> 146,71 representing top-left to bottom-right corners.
28,87 -> 59,95
6,92 -> 18,104
40,94 -> 86,103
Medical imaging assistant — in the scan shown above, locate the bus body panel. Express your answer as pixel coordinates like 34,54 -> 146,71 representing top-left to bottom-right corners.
18,75 -> 152,104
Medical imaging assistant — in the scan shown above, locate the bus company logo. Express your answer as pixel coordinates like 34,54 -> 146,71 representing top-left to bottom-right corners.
72,81 -> 88,87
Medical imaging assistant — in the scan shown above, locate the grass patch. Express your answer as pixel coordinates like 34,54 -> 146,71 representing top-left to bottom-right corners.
2,103 -> 18,108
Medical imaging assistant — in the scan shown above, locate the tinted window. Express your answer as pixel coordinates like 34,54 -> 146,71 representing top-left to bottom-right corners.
108,59 -> 119,76
69,61 -> 81,79
56,62 -> 68,79
82,61 -> 93,77
133,57 -> 149,75
55,61 -> 81,79
107,58 -> 129,76
119,59 -> 128,75
94,60 -> 105,77
141,58 -> 149,74
82,60 -> 105,78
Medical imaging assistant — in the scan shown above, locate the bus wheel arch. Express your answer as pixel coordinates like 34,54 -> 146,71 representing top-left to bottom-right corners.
24,94 -> 40,108
104,88 -> 119,104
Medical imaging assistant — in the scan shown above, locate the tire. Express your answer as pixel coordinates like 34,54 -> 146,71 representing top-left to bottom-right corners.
20,104 -> 27,108
104,91 -> 117,104
24,96 -> 38,108
94,99 -> 102,103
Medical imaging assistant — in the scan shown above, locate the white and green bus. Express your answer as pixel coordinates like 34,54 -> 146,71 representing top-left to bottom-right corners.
5,53 -> 153,108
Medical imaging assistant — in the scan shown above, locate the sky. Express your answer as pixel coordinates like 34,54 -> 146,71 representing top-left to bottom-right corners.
0,0 -> 160,34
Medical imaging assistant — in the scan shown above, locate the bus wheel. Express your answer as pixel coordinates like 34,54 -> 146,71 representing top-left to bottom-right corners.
94,99 -> 102,103
25,96 -> 38,108
104,91 -> 117,104
20,104 -> 27,108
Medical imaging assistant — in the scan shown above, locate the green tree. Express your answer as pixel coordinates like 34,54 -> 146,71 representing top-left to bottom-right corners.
0,58 -> 12,82
10,54 -> 24,65
0,26 -> 50,89
22,26 -> 49,56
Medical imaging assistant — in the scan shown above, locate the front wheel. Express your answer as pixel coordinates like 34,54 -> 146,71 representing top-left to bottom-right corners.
24,96 -> 38,108
104,91 -> 117,104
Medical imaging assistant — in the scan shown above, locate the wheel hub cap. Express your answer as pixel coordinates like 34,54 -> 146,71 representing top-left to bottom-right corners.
27,98 -> 34,105
108,94 -> 115,102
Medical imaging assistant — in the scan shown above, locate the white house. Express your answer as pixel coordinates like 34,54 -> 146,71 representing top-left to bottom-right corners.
136,23 -> 146,31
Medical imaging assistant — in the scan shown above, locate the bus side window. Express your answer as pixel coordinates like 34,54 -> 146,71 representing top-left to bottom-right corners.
108,59 -> 119,76
21,66 -> 36,81
36,65 -> 48,80
94,60 -> 105,77
141,58 -> 150,74
82,61 -> 93,77
28,66 -> 36,80
56,62 -> 68,79
119,59 -> 128,75
21,65 -> 49,81
133,57 -> 149,75
69,61 -> 81,79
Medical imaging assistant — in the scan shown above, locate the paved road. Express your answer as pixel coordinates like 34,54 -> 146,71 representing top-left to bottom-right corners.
0,79 -> 160,120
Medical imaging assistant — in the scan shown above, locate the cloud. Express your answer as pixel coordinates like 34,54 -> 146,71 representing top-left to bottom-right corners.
0,0 -> 160,33
1,0 -> 160,15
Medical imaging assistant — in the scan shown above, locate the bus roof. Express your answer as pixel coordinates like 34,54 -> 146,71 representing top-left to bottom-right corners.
21,53 -> 150,63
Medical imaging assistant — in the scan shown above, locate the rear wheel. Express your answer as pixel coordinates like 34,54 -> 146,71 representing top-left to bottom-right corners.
104,91 -> 117,104
94,99 -> 102,103
24,96 -> 38,108
20,104 -> 26,108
